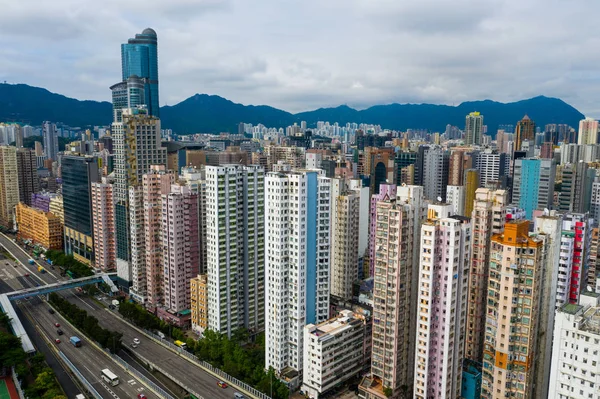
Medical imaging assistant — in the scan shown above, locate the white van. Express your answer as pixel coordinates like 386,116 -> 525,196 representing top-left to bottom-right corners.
234,393 -> 246,399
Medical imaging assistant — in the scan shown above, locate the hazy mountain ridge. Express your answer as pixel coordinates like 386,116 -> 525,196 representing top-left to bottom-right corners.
0,83 -> 584,135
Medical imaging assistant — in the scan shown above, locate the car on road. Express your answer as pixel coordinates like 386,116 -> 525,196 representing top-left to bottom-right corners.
24,273 -> 29,277
48,309 -> 55,314
217,381 -> 228,388
133,338 -> 140,345
54,323 -> 60,327
57,329 -> 63,335
130,343 -> 138,348
234,393 -> 246,399
137,394 -> 147,399
55,339 -> 61,344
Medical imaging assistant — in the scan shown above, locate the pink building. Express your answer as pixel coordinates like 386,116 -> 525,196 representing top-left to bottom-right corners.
414,203 -> 471,399
91,181 -> 116,272
161,184 -> 200,314
142,165 -> 174,309
368,184 -> 396,277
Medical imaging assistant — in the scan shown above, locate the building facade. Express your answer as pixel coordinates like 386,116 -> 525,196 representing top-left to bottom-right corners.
15,203 -> 62,250
512,158 -> 556,219
465,189 -> 508,363
482,220 -> 544,399
414,204 -> 471,399
190,274 -> 208,335
161,184 -> 200,313
16,148 -> 39,206
265,170 -> 330,385
0,146 -> 19,229
302,310 -> 366,399
91,181 -> 117,272
465,112 -> 483,145
206,165 -> 265,336
62,155 -> 99,265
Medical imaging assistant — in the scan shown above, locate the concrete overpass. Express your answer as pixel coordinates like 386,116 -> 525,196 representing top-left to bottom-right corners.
0,272 -> 118,354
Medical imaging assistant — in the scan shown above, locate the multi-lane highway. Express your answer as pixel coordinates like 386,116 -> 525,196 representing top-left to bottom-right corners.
60,290 -> 241,399
20,295 -> 158,399
0,233 -> 252,399
0,234 -> 176,399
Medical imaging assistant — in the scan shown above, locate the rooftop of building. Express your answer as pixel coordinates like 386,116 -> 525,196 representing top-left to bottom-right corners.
561,303 -> 583,315
308,310 -> 361,338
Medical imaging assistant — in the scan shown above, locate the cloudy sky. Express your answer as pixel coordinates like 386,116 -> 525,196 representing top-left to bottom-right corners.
1,0 -> 598,115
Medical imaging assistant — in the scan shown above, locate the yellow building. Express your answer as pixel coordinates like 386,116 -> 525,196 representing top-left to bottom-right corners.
482,220 -> 544,399
15,203 -> 63,250
190,274 -> 208,335
464,168 -> 479,217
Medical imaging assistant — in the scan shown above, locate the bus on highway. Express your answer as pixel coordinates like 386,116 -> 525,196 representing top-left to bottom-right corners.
174,340 -> 187,349
101,368 -> 119,386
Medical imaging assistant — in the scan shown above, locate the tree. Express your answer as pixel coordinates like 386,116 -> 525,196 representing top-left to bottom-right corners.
0,311 -> 11,330
0,331 -> 26,369
383,387 -> 393,397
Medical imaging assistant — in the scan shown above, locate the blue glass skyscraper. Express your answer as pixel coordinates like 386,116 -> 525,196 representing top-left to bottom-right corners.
121,28 -> 159,117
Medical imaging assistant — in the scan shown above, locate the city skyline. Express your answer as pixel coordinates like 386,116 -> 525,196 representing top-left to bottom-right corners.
2,1 -> 600,116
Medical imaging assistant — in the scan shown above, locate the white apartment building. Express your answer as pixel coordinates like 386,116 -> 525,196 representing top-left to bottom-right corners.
265,170 -> 330,387
302,310 -> 365,399
206,165 -> 265,337
414,203 -> 471,399
446,185 -> 465,216
549,293 -> 600,399
475,149 -> 508,188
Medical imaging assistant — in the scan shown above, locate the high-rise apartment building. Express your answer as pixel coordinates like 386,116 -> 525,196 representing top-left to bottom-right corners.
112,107 -> 166,281
414,204 -> 471,399
368,184 -> 397,277
62,155 -> 99,265
265,170 -> 330,385
578,117 -> 598,145
465,189 -> 507,363
555,213 -> 593,307
448,151 -> 465,186
465,112 -> 483,145
161,184 -> 199,313
121,28 -> 159,117
142,166 -> 174,309
49,195 -> 63,225
549,293 -> 600,399
359,192 -> 418,399
532,211 -> 563,399
512,158 -> 556,219
206,165 -> 265,336
16,148 -> 39,206
446,185 -> 465,216
91,181 -> 116,272
128,186 -> 146,301
0,146 -> 19,229
482,220 -> 544,399
422,146 -> 450,201
475,149 -> 507,188
514,115 -> 536,152
180,166 -> 208,274
330,179 -> 361,300
42,121 -> 58,161
464,169 -> 480,218
559,162 -> 597,214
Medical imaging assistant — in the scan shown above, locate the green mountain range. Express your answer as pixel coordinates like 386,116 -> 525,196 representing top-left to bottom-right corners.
0,83 -> 585,135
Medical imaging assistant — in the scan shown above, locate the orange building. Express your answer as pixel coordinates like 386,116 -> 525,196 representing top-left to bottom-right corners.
15,203 -> 63,250
482,220 -> 544,398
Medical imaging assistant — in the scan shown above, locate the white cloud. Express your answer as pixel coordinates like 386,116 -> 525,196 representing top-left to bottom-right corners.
0,0 -> 598,116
